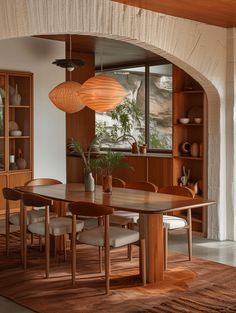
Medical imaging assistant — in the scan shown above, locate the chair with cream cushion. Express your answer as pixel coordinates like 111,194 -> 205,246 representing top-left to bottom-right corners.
22,193 -> 84,277
158,186 -> 195,270
110,180 -> 158,227
2,188 -> 22,257
68,201 -> 146,294
8,178 -> 61,228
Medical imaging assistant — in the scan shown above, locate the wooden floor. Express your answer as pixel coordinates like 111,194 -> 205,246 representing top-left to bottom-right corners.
0,232 -> 236,313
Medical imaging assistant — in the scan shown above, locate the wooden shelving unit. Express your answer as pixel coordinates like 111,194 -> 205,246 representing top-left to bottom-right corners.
0,70 -> 33,214
172,65 -> 207,235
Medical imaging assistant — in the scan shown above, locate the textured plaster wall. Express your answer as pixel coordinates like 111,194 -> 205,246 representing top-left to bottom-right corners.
0,0 -> 233,239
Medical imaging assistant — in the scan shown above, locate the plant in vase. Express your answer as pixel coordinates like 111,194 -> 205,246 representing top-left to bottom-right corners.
67,137 -> 99,192
93,150 -> 131,193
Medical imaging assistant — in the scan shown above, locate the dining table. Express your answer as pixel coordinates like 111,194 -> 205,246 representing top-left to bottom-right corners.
17,183 -> 215,285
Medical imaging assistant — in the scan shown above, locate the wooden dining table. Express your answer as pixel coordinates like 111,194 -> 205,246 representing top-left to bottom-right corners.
17,183 -> 215,285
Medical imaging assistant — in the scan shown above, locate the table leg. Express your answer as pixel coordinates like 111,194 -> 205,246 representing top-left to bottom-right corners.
139,213 -> 164,284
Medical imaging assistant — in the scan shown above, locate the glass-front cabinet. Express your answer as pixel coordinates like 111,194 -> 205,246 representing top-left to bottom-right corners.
0,70 -> 33,215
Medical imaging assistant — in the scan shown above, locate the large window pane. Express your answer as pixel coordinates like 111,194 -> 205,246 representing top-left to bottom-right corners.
96,67 -> 145,149
149,64 -> 172,150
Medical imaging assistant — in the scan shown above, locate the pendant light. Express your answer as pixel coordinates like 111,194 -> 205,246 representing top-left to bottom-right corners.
48,35 -> 85,113
78,45 -> 127,112
78,75 -> 128,112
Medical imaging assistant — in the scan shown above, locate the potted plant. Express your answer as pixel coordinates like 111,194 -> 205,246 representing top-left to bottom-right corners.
96,98 -> 143,152
93,150 -> 131,193
67,137 -> 99,191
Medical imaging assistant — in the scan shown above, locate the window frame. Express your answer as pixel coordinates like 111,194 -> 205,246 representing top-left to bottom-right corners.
96,61 -> 172,154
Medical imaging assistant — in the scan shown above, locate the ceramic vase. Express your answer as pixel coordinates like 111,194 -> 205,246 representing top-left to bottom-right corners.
102,175 -> 112,193
16,148 -> 26,169
12,84 -> 21,106
131,142 -> 139,154
190,142 -> 199,157
84,172 -> 95,192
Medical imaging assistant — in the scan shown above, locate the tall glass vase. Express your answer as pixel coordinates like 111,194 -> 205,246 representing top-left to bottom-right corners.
84,171 -> 95,192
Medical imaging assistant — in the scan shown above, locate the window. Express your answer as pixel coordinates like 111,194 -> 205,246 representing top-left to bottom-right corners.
95,64 -> 172,151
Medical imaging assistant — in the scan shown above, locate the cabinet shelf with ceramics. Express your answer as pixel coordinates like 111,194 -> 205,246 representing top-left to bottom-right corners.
172,65 -> 207,235
0,70 -> 33,214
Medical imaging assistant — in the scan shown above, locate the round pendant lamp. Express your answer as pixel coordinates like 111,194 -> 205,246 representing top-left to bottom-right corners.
48,81 -> 85,113
78,75 -> 128,112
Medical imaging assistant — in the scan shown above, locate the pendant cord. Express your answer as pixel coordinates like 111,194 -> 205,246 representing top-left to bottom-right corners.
69,34 -> 72,81
100,43 -> 103,73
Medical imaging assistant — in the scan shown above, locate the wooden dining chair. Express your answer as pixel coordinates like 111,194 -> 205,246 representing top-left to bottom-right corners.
2,188 -> 22,257
24,178 -> 62,247
68,201 -> 146,294
158,186 -> 195,270
22,193 -> 84,276
110,180 -> 158,228
112,177 -> 126,188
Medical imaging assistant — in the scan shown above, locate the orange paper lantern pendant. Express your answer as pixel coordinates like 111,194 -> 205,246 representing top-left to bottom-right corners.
48,81 -> 85,113
78,75 -> 128,112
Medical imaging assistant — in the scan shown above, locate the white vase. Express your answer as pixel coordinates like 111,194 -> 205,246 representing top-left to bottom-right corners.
84,172 -> 95,192
12,84 -> 21,106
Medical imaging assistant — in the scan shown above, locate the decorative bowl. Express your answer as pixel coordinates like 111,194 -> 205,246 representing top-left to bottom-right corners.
10,130 -> 22,136
179,118 -> 190,124
193,117 -> 202,124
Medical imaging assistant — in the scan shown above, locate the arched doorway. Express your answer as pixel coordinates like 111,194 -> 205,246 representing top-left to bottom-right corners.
0,0 -> 226,239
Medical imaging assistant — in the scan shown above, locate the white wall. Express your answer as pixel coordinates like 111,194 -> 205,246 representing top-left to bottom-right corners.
0,37 -> 66,182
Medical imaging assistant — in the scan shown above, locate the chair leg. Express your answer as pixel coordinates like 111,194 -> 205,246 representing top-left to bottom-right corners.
187,227 -> 192,261
71,215 -> 77,286
163,226 -> 168,271
39,236 -> 43,252
63,235 -> 67,262
30,233 -> 34,246
6,215 -> 10,257
23,205 -> 27,270
140,239 -> 146,286
128,244 -> 132,261
54,237 -> 57,258
99,247 -> 103,273
127,222 -> 133,261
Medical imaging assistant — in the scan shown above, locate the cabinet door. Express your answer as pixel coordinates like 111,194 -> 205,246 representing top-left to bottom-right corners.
8,172 -> 32,210
0,73 -> 6,172
0,175 -> 7,215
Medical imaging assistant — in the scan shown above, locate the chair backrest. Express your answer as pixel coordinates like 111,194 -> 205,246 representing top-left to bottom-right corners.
112,177 -> 126,188
22,193 -> 53,208
125,181 -> 158,192
68,201 -> 114,217
158,186 -> 195,198
24,178 -> 62,186
2,187 -> 22,201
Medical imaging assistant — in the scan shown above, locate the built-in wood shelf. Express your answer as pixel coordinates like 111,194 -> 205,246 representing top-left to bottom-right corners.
174,123 -> 203,127
173,156 -> 203,161
174,90 -> 204,94
9,136 -> 30,139
9,105 -> 30,108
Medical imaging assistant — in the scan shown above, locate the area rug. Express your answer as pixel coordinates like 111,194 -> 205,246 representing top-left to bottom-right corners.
0,232 -> 236,313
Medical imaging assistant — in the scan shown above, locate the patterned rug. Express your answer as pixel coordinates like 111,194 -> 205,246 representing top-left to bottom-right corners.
0,232 -> 236,313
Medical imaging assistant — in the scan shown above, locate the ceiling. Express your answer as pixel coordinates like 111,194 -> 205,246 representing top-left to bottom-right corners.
40,0 -> 234,68
38,35 -> 165,69
112,0 -> 236,28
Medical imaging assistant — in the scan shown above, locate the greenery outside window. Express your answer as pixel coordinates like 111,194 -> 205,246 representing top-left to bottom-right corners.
95,64 -> 172,152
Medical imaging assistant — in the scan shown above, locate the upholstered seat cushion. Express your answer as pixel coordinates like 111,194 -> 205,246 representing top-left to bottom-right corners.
28,217 -> 84,236
110,210 -> 139,226
77,226 -> 139,248
9,210 -> 58,226
163,215 -> 187,230
29,210 -> 58,223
